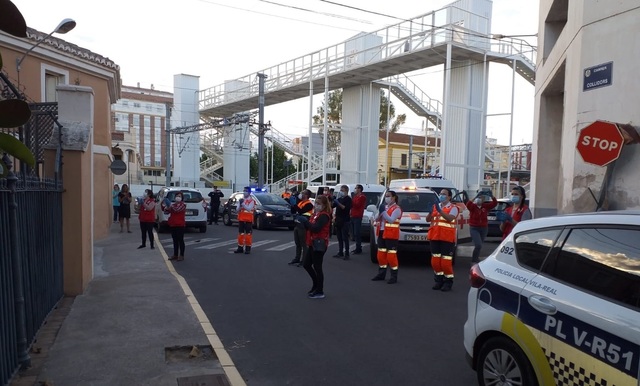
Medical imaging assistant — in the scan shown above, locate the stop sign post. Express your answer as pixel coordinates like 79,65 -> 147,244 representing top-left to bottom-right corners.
576,121 -> 625,167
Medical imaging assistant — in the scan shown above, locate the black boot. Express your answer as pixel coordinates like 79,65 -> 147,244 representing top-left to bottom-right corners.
244,246 -> 251,254
234,246 -> 244,254
432,275 -> 444,290
441,278 -> 453,292
288,257 -> 301,265
387,269 -> 398,284
371,267 -> 387,281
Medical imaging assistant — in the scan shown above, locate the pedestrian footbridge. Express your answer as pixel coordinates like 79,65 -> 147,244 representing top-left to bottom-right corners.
196,2 -> 536,190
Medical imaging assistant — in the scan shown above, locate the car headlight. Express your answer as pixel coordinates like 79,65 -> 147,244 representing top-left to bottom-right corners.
265,212 -> 274,217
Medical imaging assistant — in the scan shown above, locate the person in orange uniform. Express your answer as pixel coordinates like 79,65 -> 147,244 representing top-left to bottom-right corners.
281,188 -> 291,200
297,195 -> 332,299
371,190 -> 402,284
427,188 -> 458,292
499,186 -> 532,239
234,187 -> 256,254
288,189 -> 314,265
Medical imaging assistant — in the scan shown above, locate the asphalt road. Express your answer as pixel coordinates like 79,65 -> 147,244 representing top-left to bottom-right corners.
164,223 -> 502,386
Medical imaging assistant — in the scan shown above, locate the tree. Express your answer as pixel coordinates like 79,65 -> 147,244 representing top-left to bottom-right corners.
0,0 -> 35,175
312,89 -> 407,153
250,145 -> 297,184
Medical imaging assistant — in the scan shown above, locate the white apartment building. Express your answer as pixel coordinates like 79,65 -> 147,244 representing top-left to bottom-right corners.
532,1 -> 640,216
111,85 -> 172,186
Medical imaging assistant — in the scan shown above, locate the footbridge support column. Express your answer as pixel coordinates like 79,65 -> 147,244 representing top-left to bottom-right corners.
341,84 -> 381,184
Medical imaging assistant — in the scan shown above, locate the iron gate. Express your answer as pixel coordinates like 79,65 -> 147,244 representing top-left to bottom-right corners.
1,101 -> 64,386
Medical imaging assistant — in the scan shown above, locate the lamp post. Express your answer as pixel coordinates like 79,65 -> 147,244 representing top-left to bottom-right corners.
16,18 -> 76,85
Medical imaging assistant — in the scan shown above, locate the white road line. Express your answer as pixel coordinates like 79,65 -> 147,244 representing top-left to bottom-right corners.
264,241 -> 296,251
194,239 -> 239,250
160,236 -> 195,244
227,239 -> 277,250
184,237 -> 219,246
263,240 -> 338,251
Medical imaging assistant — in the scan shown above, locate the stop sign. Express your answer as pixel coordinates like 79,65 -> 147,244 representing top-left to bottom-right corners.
576,120 -> 624,166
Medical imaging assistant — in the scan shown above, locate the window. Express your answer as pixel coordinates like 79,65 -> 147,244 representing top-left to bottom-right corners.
542,227 -> 640,309
44,73 -> 62,102
145,104 -> 152,111
514,228 -> 562,271
114,112 -> 130,132
401,154 -> 407,166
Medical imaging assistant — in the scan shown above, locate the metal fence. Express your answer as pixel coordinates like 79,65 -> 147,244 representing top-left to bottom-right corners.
1,100 -> 64,386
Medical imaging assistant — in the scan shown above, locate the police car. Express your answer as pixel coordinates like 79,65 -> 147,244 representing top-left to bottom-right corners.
368,177 -> 471,263
464,211 -> 640,386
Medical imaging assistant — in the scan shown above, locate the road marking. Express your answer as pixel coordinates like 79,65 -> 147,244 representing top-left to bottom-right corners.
194,240 -> 239,250
160,236 -> 195,244
185,237 -> 219,246
227,239 -> 277,250
264,241 -> 296,251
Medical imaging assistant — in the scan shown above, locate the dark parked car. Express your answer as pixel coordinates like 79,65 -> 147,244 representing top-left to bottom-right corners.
222,192 -> 295,230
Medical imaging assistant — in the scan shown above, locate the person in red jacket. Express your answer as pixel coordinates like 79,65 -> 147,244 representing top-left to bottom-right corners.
137,189 -> 157,249
466,191 -> 497,263
499,186 -> 532,239
297,195 -> 332,299
371,190 -> 402,284
164,191 -> 186,261
349,184 -> 366,254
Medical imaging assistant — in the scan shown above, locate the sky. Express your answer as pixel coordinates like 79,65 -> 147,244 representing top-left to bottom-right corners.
15,0 -> 539,146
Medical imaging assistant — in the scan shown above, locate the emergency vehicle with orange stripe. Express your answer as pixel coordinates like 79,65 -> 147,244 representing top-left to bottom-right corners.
368,177 -> 471,263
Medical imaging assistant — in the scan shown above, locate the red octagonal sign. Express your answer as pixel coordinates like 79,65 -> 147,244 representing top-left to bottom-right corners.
576,120 -> 624,166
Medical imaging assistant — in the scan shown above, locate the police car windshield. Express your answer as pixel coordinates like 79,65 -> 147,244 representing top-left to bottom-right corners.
254,193 -> 288,205
166,191 -> 202,203
396,192 -> 439,212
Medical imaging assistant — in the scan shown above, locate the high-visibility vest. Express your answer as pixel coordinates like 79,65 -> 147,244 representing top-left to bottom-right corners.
297,199 -> 313,217
427,204 -> 456,243
305,212 -> 331,247
376,204 -> 402,240
238,198 -> 255,222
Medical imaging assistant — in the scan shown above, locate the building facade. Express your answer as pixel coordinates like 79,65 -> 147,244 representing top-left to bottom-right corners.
111,85 -> 172,186
532,1 -> 640,217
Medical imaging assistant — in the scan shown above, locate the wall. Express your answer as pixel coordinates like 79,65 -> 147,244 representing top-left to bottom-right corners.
533,1 -> 640,216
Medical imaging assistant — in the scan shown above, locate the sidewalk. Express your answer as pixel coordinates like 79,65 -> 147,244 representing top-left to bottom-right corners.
11,218 -> 245,386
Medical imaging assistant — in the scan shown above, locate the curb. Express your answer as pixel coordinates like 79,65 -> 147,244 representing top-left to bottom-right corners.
155,230 -> 247,386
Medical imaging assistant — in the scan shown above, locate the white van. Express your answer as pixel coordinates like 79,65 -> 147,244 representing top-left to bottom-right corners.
367,177 -> 471,263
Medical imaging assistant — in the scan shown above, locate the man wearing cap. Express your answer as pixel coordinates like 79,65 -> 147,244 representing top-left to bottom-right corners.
234,187 -> 256,254
288,189 -> 313,265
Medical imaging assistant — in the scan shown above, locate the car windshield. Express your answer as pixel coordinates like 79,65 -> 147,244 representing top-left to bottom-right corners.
396,192 -> 439,212
494,201 -> 511,211
362,192 -> 383,207
166,190 -> 203,203
255,193 -> 288,206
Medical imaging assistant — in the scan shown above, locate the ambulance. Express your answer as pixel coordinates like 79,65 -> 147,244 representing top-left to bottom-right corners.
368,177 -> 471,263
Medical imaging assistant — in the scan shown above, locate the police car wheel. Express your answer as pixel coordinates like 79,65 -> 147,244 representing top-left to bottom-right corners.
223,213 -> 232,226
477,336 -> 537,386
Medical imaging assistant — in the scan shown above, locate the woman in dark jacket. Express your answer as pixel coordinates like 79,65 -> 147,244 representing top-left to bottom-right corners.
298,195 -> 331,299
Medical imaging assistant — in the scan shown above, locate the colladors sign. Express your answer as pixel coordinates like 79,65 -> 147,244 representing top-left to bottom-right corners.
583,61 -> 613,91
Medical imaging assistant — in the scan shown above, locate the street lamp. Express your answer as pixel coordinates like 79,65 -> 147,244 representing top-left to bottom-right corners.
16,18 -> 76,83
491,33 -> 537,51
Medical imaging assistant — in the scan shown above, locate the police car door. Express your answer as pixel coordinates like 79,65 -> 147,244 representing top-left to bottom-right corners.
517,226 -> 640,386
